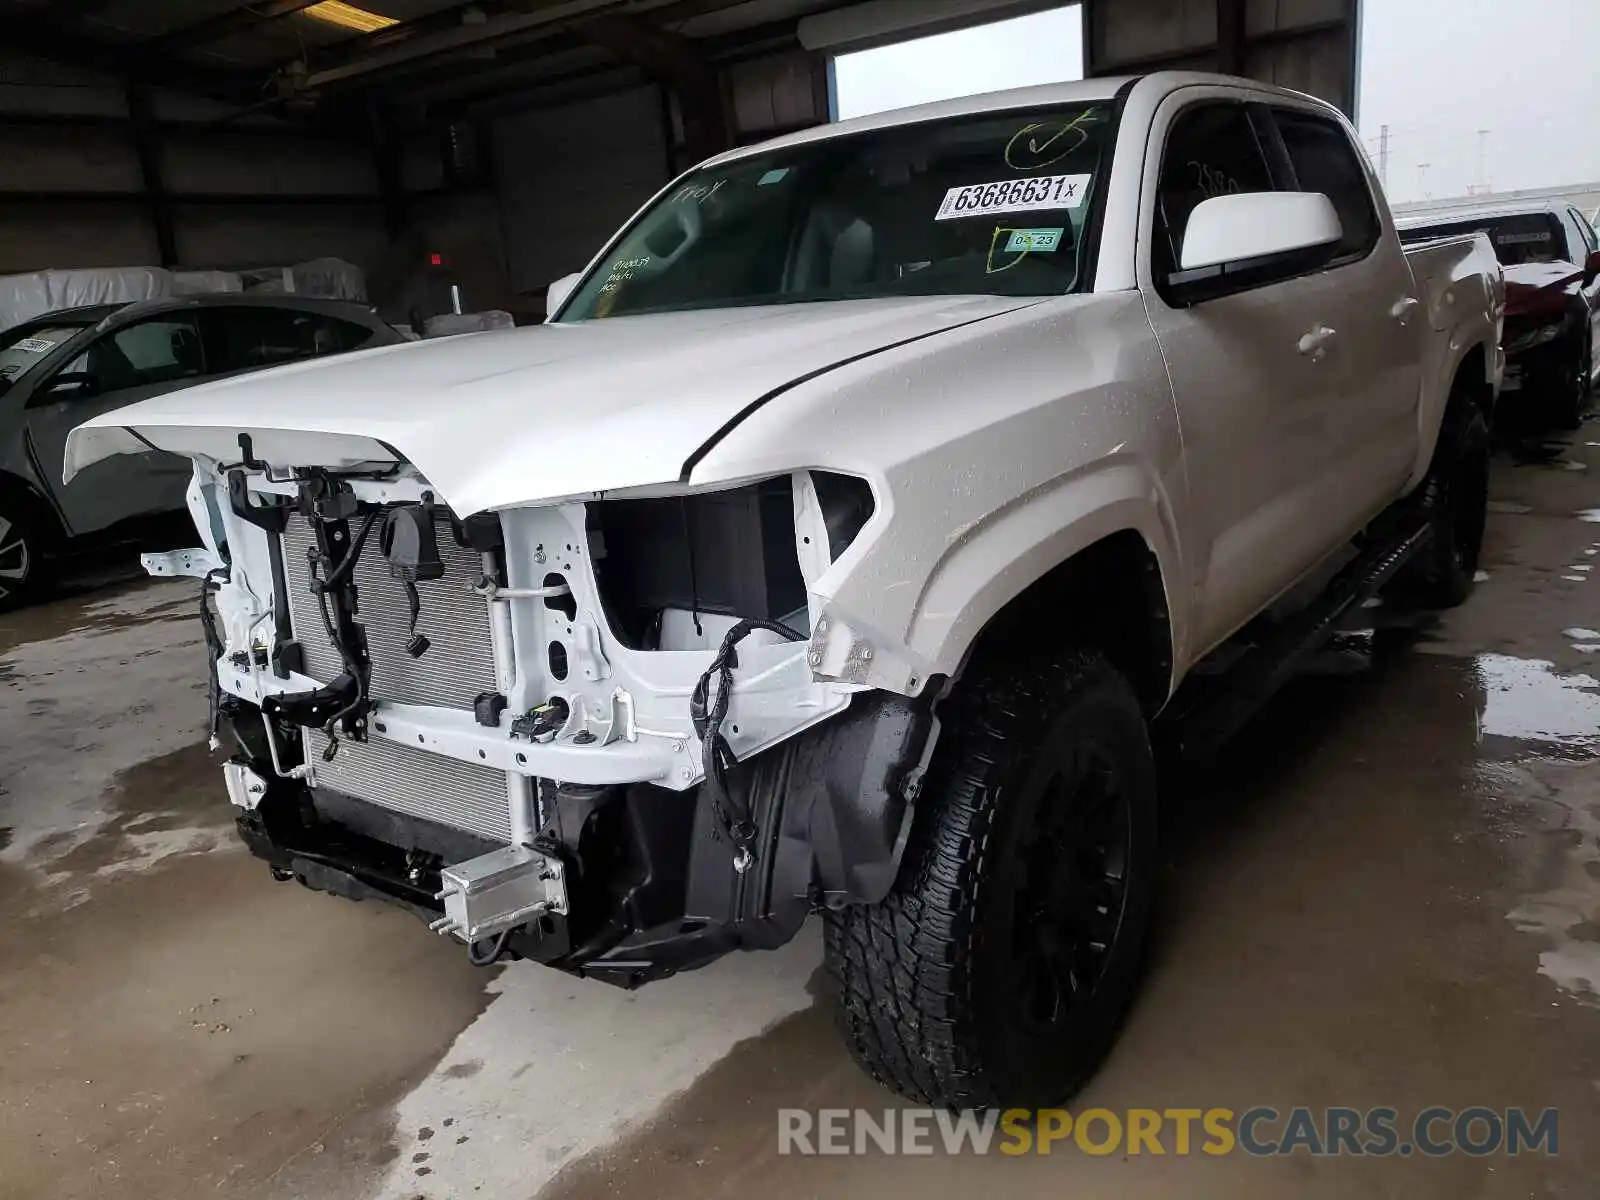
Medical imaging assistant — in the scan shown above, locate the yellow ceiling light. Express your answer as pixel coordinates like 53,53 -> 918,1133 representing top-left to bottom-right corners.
302,1 -> 399,33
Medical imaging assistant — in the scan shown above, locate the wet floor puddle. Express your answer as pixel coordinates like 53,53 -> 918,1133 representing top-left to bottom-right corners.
0,582 -> 195,659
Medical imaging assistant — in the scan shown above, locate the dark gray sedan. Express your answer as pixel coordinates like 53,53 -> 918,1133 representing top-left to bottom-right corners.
0,293 -> 403,607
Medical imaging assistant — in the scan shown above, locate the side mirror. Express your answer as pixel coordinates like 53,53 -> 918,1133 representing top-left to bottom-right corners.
38,371 -> 98,400
1179,191 -> 1343,272
545,272 -> 582,320
1584,248 -> 1600,288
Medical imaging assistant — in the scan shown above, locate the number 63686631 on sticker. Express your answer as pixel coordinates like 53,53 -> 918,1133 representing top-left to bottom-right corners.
935,174 -> 1091,221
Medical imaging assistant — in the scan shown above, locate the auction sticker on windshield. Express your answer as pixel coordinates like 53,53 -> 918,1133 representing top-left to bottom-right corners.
12,337 -> 58,354
936,174 -> 1090,220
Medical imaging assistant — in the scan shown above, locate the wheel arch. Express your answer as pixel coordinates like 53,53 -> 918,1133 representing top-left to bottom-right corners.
1408,337 -> 1497,493
0,468 -> 66,550
899,467 -> 1185,712
952,527 -> 1175,716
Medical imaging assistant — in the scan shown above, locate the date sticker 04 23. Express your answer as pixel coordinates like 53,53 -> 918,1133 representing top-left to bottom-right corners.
1004,228 -> 1065,253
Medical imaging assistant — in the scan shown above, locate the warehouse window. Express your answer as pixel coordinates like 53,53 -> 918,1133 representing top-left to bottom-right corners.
830,5 -> 1083,121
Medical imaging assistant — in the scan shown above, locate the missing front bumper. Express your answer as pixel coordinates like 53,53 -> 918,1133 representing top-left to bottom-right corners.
226,688 -> 934,986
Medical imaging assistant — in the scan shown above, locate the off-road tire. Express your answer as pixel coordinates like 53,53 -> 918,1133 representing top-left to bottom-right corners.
823,650 -> 1158,1109
0,495 -> 49,613
1400,402 -> 1490,609
1544,332 -> 1592,430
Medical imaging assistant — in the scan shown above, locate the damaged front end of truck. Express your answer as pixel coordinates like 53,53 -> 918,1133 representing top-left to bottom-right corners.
96,429 -> 937,987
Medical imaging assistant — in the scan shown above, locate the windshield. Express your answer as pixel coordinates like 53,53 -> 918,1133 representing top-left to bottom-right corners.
559,103 -> 1115,321
1401,212 -> 1568,266
0,324 -> 85,389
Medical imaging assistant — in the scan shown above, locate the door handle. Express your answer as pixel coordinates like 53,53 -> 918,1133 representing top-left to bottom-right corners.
1297,324 -> 1337,362
1390,296 -> 1421,326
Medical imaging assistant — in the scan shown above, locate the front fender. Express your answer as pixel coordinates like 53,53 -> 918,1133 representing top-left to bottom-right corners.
688,292 -> 1191,697
904,460 -> 1183,682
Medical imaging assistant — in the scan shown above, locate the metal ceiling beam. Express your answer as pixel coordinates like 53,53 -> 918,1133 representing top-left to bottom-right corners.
421,7 -> 821,120
149,0 -> 324,53
126,84 -> 178,266
302,0 -> 628,89
0,1 -> 261,103
295,0 -> 758,95
1216,0 -> 1247,75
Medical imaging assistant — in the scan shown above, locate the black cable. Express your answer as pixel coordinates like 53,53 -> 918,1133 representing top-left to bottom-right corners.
310,533 -> 374,756
467,929 -> 512,967
314,584 -> 370,756
688,618 -> 806,867
311,508 -> 380,593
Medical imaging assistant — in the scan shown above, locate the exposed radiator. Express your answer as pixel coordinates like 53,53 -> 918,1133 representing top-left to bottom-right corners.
302,728 -> 513,843
281,513 -> 498,708
281,512 -> 511,844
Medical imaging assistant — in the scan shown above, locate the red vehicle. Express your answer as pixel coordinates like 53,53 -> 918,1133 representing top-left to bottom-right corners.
1401,202 -> 1600,426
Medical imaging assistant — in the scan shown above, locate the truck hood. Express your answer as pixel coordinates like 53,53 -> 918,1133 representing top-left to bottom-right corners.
66,295 -> 1036,516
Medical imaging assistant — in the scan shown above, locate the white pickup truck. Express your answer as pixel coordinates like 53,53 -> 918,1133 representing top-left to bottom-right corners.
67,71 -> 1501,1108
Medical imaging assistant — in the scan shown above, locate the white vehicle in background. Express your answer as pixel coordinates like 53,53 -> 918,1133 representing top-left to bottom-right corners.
67,72 -> 1500,1108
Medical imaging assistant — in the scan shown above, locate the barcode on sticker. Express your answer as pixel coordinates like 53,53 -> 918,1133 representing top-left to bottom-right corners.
13,337 -> 57,354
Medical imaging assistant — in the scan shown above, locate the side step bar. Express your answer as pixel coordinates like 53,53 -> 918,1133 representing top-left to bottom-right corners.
1163,519 -> 1433,761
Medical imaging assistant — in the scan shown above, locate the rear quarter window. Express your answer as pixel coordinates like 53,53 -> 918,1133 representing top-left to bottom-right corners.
1271,108 -> 1379,262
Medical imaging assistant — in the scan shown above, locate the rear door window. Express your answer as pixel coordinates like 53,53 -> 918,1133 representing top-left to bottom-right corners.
1572,208 -> 1600,254
200,307 -> 377,374
1269,107 -> 1379,262
1559,208 -> 1593,261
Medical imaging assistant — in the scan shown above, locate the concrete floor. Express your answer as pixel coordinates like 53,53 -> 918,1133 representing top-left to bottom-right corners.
3,427 -> 1600,1199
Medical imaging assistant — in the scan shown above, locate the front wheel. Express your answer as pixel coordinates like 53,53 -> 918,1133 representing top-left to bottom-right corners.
824,650 -> 1158,1109
0,501 -> 46,612
1548,333 -> 1592,429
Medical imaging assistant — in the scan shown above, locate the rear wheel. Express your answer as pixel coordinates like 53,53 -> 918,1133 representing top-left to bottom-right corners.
1400,403 -> 1490,609
824,650 -> 1157,1109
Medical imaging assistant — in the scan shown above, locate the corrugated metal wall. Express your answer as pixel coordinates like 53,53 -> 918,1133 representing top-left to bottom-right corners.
0,50 -> 390,277
1087,0 -> 1358,115
489,49 -> 827,298
492,86 -> 670,295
